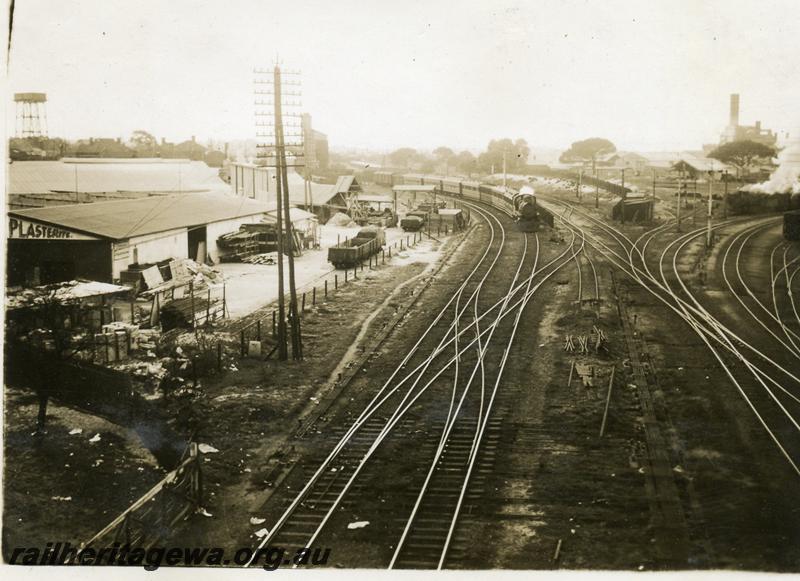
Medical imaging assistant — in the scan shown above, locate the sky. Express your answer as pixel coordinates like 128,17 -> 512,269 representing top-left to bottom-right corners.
5,0 -> 800,153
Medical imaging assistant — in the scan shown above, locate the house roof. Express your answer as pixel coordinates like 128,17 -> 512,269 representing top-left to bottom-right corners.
9,159 -> 227,195
9,192 -> 271,240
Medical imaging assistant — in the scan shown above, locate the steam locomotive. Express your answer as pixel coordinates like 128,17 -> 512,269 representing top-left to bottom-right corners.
401,175 -> 554,232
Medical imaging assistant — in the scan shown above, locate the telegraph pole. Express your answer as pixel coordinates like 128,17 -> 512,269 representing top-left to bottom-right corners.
275,65 -> 303,359
620,168 -> 626,225
502,149 -> 507,189
677,170 -> 684,232
706,167 -> 714,248
254,64 -> 305,360
723,169 -> 729,219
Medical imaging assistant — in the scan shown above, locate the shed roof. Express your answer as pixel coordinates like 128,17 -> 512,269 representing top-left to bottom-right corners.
9,160 -> 227,195
9,192 -> 270,240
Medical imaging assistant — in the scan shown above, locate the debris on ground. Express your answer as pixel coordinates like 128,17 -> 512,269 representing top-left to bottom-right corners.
89,433 -> 101,443
347,521 -> 370,530
198,443 -> 219,454
242,253 -> 278,265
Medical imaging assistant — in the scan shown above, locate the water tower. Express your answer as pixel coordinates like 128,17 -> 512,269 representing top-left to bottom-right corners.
14,92 -> 48,137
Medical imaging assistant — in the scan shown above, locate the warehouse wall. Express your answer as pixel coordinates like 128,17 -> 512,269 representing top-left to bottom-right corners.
205,214 -> 264,263
112,228 -> 188,278
7,240 -> 112,285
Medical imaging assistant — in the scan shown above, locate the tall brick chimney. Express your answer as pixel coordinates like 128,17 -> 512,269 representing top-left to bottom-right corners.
729,93 -> 740,127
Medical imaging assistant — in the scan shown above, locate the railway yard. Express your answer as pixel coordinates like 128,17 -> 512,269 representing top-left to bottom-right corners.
5,175 -> 800,571
153,184 -> 799,570
7,3 -> 800,576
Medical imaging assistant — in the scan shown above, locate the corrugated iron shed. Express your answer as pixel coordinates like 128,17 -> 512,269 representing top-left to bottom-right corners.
9,160 -> 227,195
9,193 -> 270,240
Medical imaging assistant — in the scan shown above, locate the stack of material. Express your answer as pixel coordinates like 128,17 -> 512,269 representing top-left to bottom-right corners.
217,228 -> 261,261
184,259 -> 224,286
242,253 -> 277,265
327,212 -> 358,228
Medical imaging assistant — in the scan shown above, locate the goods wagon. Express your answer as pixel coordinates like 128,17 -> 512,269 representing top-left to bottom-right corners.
784,210 -> 800,241
327,226 -> 385,268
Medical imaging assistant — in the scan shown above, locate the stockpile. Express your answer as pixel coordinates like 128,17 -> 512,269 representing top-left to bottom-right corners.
242,253 -> 278,265
327,212 -> 358,228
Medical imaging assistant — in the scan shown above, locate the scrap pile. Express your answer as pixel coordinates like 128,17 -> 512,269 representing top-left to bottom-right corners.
564,326 -> 608,354
242,253 -> 278,265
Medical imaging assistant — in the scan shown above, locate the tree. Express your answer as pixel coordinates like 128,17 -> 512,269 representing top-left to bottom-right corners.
388,147 -> 418,169
477,138 -> 530,174
453,150 -> 477,175
559,137 -> 616,166
708,140 -> 776,177
129,130 -> 157,156
433,146 -> 455,161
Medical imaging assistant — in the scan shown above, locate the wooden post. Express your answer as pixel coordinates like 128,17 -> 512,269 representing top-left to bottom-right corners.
217,342 -> 222,372
189,281 -> 195,329
599,366 -> 616,437
324,279 -> 328,297
206,289 -> 211,324
222,282 -> 227,319
312,286 -> 316,305
302,292 -> 306,312
382,249 -> 385,264
240,330 -> 245,356
257,320 -> 261,341
272,311 -> 276,337
345,270 -> 348,283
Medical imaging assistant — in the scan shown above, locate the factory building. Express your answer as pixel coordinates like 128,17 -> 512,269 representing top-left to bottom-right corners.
7,193 -> 270,286
720,93 -> 777,147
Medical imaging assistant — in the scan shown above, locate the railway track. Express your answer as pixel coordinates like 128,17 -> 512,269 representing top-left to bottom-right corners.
246,199 -> 582,569
539,196 -> 800,477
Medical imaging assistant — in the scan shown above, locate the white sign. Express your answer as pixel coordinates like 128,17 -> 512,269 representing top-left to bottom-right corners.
8,217 -> 99,240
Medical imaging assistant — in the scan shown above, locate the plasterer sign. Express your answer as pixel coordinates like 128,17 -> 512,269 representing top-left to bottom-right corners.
8,217 -> 99,240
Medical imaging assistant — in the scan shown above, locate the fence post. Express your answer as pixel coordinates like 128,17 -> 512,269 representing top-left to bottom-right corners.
312,286 -> 316,305
272,311 -> 276,337
325,279 -> 328,297
240,330 -> 245,356
206,289 -> 211,324
345,270 -> 348,283
302,292 -> 306,312
382,249 -> 385,264
217,342 -> 222,372
388,246 -> 392,258
190,281 -> 195,329
257,320 -> 261,342
335,274 -> 339,289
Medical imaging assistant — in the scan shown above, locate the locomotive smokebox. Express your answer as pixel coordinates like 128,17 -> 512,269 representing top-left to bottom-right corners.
518,198 -> 538,220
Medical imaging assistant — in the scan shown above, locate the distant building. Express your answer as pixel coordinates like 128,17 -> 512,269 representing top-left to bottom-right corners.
301,113 -> 330,171
721,93 -> 777,147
